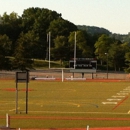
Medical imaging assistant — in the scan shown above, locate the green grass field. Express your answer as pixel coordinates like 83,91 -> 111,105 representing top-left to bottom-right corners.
0,80 -> 130,128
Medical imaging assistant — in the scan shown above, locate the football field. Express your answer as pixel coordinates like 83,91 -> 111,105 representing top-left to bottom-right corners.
0,80 -> 130,129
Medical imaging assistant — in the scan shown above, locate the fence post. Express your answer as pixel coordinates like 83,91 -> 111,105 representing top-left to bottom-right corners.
6,113 -> 10,128
87,125 -> 89,130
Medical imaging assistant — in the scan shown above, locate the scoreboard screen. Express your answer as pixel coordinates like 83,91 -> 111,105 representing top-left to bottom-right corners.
69,58 -> 97,69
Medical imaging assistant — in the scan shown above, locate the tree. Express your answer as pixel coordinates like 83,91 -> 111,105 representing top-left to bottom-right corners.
124,42 -> 130,72
125,52 -> 130,72
48,18 -> 77,38
12,31 -> 39,70
0,34 -> 12,55
108,40 -> 125,71
0,12 -> 22,39
0,34 -> 12,69
21,7 -> 62,59
94,34 -> 113,64
22,7 -> 60,33
51,36 -> 68,65
68,31 -> 91,59
0,12 -> 22,55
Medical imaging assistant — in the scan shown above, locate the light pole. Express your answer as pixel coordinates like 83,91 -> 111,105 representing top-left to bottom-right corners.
105,53 -> 108,79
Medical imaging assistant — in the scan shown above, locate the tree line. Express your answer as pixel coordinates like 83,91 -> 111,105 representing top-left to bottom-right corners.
0,7 -> 130,72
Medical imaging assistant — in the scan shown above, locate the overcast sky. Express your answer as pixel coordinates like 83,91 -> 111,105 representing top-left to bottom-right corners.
0,0 -> 130,34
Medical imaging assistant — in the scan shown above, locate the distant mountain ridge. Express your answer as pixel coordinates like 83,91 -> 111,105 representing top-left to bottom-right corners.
77,25 -> 111,35
77,25 -> 130,44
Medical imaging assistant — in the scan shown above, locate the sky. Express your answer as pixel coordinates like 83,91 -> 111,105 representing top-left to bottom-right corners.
0,0 -> 130,34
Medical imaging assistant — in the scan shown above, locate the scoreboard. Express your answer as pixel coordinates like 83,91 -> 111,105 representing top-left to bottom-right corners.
69,58 -> 97,70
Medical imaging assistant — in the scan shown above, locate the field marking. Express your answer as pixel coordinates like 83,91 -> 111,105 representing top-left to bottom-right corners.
3,110 -> 128,115
120,90 -> 130,92
128,110 -> 130,114
112,96 -> 125,98
65,78 -> 86,80
43,100 -> 99,108
112,96 -> 129,110
27,110 -> 129,115
35,77 -> 56,80
9,107 -> 20,111
121,88 -> 130,90
117,93 -> 129,95
102,102 -> 117,104
13,116 -> 130,121
103,85 -> 130,110
107,99 -> 121,101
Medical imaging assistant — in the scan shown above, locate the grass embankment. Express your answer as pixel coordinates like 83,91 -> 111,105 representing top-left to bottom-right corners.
33,59 -> 65,69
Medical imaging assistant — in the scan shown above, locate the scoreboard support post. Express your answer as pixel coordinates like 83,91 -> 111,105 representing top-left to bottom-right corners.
82,73 -> 84,78
92,73 -> 94,79
15,71 -> 29,114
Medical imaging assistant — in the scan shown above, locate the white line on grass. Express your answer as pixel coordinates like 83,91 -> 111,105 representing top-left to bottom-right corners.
112,96 -> 125,98
117,93 -> 129,95
9,107 -> 20,111
28,110 -> 129,115
107,99 -> 121,101
102,102 -> 117,104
